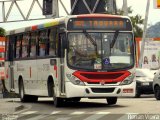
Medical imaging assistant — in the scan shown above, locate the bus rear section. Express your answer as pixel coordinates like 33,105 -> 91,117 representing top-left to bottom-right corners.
5,14 -> 136,107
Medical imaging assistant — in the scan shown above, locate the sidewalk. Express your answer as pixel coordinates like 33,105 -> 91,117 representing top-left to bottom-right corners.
0,98 -> 25,114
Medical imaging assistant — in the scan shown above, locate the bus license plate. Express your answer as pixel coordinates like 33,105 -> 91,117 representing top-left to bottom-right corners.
142,82 -> 149,86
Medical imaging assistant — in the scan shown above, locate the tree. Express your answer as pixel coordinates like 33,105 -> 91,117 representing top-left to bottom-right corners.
0,27 -> 6,37
130,15 -> 144,37
117,7 -> 144,37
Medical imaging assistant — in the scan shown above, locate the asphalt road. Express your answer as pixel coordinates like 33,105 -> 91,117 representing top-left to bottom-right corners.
1,95 -> 160,120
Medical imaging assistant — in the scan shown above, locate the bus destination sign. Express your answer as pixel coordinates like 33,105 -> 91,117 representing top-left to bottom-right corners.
67,18 -> 132,31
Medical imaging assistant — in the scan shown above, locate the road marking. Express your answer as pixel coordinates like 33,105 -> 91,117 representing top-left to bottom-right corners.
70,111 -> 85,115
83,112 -> 110,120
25,115 -> 48,120
56,117 -> 71,120
96,112 -> 110,114
21,111 -> 37,115
51,111 -> 61,114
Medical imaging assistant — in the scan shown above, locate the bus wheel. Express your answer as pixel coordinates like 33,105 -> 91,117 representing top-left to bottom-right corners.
19,80 -> 29,102
154,86 -> 160,100
106,97 -> 117,105
53,87 -> 63,107
135,88 -> 141,98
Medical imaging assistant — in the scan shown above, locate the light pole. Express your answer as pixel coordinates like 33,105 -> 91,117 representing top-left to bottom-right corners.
138,0 -> 150,67
123,0 -> 128,16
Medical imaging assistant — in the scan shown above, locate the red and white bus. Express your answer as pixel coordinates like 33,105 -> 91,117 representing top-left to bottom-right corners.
0,38 -> 5,93
0,46 -> 5,80
5,14 -> 136,107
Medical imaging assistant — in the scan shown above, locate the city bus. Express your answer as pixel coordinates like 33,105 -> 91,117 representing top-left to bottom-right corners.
0,38 -> 5,92
0,46 -> 5,81
5,14 -> 136,107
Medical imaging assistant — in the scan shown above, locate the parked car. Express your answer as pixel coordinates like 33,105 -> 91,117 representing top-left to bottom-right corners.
153,70 -> 160,100
135,68 -> 154,98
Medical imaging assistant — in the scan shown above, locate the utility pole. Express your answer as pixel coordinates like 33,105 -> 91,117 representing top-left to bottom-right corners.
138,0 -> 150,67
123,0 -> 128,16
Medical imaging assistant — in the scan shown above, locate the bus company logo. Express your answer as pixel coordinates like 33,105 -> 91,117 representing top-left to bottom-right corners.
100,80 -> 105,85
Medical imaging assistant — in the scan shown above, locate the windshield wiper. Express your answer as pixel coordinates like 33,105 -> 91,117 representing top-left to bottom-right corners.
110,30 -> 119,48
83,30 -> 98,54
83,30 -> 97,47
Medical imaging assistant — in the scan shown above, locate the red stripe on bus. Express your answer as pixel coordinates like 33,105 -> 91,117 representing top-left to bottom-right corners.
31,26 -> 38,31
0,58 -> 4,60
73,71 -> 131,83
54,65 -> 57,78
77,14 -> 121,18
6,68 -> 8,79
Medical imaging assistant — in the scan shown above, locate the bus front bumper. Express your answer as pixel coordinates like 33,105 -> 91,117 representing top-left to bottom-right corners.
65,81 -> 136,98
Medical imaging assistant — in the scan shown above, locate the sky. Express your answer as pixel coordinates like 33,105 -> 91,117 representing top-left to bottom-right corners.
0,0 -> 160,31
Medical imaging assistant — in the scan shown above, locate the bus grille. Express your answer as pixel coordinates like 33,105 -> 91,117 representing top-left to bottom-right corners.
91,88 -> 115,93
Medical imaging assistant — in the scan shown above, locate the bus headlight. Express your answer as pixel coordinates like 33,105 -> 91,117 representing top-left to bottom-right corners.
66,74 -> 85,86
120,74 -> 135,85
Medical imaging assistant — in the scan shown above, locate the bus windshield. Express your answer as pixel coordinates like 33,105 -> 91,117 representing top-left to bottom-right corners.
67,32 -> 134,71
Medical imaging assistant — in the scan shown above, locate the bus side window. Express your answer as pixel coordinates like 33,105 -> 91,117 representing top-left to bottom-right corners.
49,28 -> 57,56
15,35 -> 22,58
5,37 -> 9,61
22,33 -> 29,58
39,30 -> 47,57
30,32 -> 38,57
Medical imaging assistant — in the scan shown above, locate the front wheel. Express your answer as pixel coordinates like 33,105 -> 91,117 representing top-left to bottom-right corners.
53,86 -> 64,107
135,88 -> 141,98
106,97 -> 117,105
154,86 -> 160,100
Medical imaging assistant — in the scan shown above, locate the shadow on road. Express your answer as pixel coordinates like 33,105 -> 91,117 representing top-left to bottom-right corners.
31,100 -> 127,110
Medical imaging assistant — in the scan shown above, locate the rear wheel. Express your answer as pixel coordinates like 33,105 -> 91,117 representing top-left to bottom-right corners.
19,79 -> 38,102
106,97 -> 117,105
19,79 -> 29,102
154,86 -> 160,100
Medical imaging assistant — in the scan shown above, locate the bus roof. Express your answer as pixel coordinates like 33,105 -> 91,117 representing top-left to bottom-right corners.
6,14 -> 130,35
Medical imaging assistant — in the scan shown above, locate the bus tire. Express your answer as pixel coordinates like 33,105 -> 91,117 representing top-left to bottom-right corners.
154,86 -> 160,100
135,88 -> 141,98
53,85 -> 64,107
106,97 -> 117,105
19,79 -> 29,102
48,77 -> 53,97
19,79 -> 38,102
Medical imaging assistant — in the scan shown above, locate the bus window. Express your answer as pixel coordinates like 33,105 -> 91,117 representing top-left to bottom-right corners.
0,62 -> 4,67
15,35 -> 22,58
22,33 -> 29,58
39,30 -> 47,57
49,28 -> 56,56
5,37 -> 9,60
30,32 -> 38,57
0,52 -> 4,58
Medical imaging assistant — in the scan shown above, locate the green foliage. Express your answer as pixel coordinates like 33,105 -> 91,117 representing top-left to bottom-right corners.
117,7 -> 144,37
0,27 -> 6,37
130,15 -> 144,37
